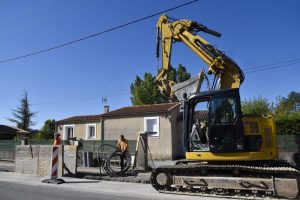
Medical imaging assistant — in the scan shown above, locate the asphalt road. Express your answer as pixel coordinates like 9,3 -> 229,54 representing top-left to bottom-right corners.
0,180 -> 153,200
0,177 -> 218,200
0,171 -> 224,200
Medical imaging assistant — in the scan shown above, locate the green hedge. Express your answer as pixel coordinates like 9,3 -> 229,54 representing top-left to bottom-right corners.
276,113 -> 300,135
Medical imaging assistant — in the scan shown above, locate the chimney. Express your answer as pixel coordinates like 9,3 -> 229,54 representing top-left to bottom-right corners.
104,105 -> 109,114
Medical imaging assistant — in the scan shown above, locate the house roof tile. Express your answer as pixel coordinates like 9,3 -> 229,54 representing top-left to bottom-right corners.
102,102 -> 180,117
56,115 -> 101,124
56,103 -> 180,124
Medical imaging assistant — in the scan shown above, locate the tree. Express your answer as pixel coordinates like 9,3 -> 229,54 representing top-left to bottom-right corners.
241,97 -> 272,115
130,64 -> 191,105
130,73 -> 168,105
8,91 -> 37,131
275,112 -> 300,135
273,91 -> 300,135
177,64 -> 191,83
39,119 -> 56,139
275,91 -> 300,116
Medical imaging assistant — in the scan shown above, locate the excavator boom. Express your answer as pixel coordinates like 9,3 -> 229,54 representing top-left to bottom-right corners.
156,15 -> 245,98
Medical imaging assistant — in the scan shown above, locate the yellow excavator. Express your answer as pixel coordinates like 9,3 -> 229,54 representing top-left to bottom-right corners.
150,15 -> 300,199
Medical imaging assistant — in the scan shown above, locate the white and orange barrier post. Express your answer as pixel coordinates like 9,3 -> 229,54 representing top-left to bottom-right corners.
42,145 -> 65,184
50,146 -> 59,179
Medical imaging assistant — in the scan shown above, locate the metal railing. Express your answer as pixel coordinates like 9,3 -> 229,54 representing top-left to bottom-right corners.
0,136 -> 297,162
277,135 -> 299,152
0,140 -> 17,160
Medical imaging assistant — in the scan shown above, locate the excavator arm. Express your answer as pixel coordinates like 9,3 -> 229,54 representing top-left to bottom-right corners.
156,15 -> 245,97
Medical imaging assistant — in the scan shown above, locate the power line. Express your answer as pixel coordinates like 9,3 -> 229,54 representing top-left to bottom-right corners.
32,62 -> 295,106
5,2 -> 80,36
243,58 -> 300,70
32,89 -> 130,106
32,58 -> 300,106
244,61 -> 300,74
0,0 -> 199,64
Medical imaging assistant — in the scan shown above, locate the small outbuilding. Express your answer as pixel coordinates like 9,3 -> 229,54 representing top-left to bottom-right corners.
0,125 -> 30,140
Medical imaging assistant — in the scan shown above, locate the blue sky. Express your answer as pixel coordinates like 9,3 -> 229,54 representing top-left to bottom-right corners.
1,0 -> 300,129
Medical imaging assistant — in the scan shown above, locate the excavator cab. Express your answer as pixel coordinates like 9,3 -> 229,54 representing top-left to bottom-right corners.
185,88 -> 245,153
183,87 -> 278,161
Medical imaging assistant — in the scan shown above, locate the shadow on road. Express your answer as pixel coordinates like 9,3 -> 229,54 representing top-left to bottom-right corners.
62,180 -> 100,184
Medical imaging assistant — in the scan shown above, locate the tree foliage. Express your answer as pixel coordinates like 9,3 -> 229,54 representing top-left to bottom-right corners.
177,64 -> 191,83
8,91 -> 37,131
241,91 -> 300,135
274,91 -> 300,135
241,97 -> 272,115
38,119 -> 56,139
275,112 -> 300,135
130,65 -> 191,105
130,73 -> 168,105
275,91 -> 300,116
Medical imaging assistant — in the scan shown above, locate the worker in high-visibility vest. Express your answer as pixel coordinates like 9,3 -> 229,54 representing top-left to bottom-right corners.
53,133 -> 62,145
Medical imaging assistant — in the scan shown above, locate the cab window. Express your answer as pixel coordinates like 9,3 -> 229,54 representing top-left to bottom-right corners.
211,97 -> 237,125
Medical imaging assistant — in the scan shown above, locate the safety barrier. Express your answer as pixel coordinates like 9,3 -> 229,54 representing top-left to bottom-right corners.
41,145 -> 65,184
50,146 -> 59,179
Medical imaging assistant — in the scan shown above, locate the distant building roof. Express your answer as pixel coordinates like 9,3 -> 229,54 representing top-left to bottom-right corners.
56,103 -> 180,124
0,125 -> 30,135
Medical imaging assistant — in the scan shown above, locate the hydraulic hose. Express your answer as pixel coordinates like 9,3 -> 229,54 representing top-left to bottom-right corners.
103,149 -> 131,176
97,144 -> 131,177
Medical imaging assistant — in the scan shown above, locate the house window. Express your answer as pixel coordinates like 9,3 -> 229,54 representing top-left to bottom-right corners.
144,117 -> 159,137
86,124 -> 96,139
64,125 -> 75,140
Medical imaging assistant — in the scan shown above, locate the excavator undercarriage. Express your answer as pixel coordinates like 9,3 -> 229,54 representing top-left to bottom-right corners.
151,161 -> 300,199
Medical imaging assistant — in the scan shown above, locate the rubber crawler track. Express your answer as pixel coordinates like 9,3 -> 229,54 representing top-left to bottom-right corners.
150,161 -> 300,199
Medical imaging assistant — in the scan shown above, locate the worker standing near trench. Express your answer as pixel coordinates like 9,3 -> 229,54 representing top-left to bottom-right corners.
53,133 -> 62,145
116,135 -> 129,170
